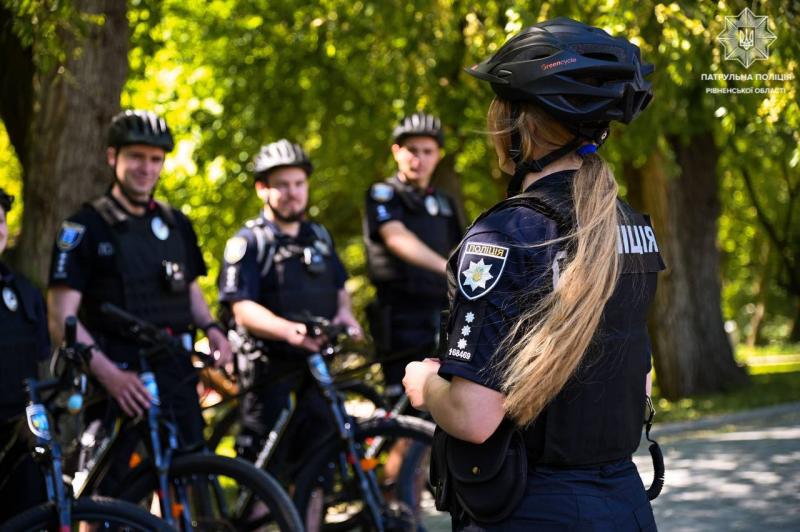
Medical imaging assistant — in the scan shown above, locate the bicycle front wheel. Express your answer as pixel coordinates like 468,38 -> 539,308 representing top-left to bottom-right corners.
116,453 -> 303,531
293,414 -> 443,531
1,496 -> 172,531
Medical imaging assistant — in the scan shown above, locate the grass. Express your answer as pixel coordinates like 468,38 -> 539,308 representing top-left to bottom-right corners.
736,343 -> 800,360
653,370 -> 800,423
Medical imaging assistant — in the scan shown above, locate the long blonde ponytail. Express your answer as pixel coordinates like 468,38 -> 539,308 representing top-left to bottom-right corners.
488,99 -> 622,426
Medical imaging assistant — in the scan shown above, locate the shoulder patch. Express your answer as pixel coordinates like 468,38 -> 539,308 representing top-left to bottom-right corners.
224,236 -> 248,264
458,242 -> 509,300
56,221 -> 86,251
370,183 -> 394,203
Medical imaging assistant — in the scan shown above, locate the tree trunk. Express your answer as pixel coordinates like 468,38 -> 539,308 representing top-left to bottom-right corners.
790,299 -> 800,344
0,5 -> 35,170
13,0 -> 129,287
624,135 -> 748,400
746,240 -> 771,347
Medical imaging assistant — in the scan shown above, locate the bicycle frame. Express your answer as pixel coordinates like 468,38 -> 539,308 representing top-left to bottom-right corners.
72,352 -> 190,529
240,349 -> 393,531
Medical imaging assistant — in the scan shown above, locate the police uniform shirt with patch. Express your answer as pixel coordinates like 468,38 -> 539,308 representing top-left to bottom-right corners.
363,174 -> 463,305
438,203 -> 558,390
218,215 -> 347,322
0,262 -> 51,420
439,170 -> 666,467
48,194 -> 206,349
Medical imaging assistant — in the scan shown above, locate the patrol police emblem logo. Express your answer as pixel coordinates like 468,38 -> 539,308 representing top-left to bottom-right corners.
370,183 -> 394,203
425,195 -> 439,216
56,221 -> 86,251
2,286 -> 18,311
458,242 -> 509,300
224,236 -> 248,264
151,216 -> 170,240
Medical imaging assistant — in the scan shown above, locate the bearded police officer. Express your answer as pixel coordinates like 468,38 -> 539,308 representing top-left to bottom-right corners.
363,113 -> 462,397
0,188 -> 49,521
47,110 -> 232,488
218,140 -> 361,491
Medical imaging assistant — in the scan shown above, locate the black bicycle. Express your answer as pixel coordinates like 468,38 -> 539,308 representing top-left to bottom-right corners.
0,317 -> 171,531
69,303 -> 303,531
205,318 -> 444,531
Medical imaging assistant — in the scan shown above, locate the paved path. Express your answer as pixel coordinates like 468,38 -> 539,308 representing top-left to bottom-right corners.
421,402 -> 800,531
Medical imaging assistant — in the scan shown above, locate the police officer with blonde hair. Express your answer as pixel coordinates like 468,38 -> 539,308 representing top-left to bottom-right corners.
404,18 -> 664,530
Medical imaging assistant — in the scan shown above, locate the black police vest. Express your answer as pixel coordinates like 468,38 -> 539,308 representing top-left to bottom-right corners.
0,268 -> 43,420
248,218 -> 339,323
450,188 -> 665,467
85,196 -> 193,336
366,177 -> 460,305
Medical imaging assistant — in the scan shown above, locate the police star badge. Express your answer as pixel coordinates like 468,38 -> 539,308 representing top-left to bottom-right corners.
458,241 -> 509,300
424,195 -> 439,216
151,216 -> 170,241
2,286 -> 18,311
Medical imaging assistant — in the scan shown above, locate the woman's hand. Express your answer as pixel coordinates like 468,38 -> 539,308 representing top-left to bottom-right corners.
402,358 -> 441,412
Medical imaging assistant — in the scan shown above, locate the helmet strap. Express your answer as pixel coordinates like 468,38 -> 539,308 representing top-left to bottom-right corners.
506,104 -> 608,196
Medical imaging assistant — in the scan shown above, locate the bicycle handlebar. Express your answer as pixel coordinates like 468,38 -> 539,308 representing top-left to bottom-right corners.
99,302 -> 217,369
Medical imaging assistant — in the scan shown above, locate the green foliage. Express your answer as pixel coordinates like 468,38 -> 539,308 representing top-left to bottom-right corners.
1,0 -> 105,73
1,0 -> 798,341
0,123 -> 22,242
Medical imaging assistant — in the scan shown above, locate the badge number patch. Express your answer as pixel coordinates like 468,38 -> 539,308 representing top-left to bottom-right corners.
56,221 -> 86,251
458,242 -> 509,300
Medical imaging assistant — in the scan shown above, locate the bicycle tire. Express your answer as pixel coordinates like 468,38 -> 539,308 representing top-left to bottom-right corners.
1,496 -> 172,531
115,453 -> 303,531
292,415 -> 438,531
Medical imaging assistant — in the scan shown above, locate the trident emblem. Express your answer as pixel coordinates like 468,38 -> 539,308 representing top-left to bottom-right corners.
737,27 -> 754,50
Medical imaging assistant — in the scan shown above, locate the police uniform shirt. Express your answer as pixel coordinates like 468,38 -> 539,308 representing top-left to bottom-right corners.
438,170 -> 665,465
437,194 -> 560,391
0,262 -> 51,420
219,215 -> 347,324
48,194 -> 206,362
364,175 -> 462,305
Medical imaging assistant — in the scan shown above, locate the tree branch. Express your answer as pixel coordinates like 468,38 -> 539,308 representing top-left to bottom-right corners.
741,166 -> 800,292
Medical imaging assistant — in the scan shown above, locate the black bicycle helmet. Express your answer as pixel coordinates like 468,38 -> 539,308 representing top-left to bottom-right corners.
392,112 -> 444,147
0,188 -> 13,213
253,139 -> 313,180
468,17 -> 653,138
468,18 -> 653,194
107,110 -> 174,152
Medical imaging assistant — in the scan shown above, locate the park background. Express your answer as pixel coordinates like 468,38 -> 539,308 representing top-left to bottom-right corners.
0,0 -> 797,413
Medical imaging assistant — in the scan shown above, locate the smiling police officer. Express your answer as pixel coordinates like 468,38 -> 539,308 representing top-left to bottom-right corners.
363,113 -> 463,397
47,110 -> 231,491
0,188 -> 49,521
218,140 -> 361,520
